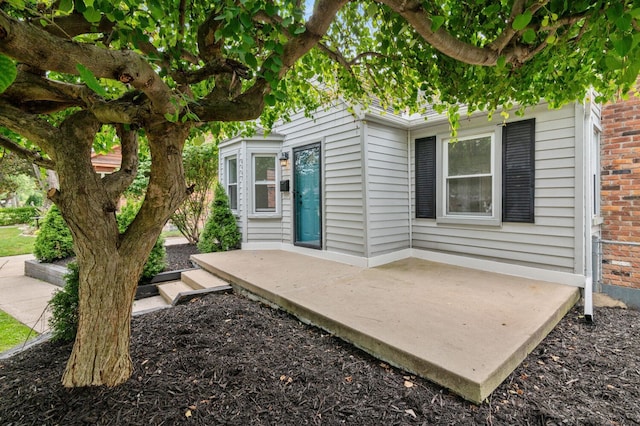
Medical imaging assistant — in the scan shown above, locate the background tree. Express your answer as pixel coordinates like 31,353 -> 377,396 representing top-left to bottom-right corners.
0,0 -> 638,388
170,140 -> 218,245
0,149 -> 36,205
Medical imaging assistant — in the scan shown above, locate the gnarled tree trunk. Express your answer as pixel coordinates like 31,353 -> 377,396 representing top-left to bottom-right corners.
49,112 -> 190,387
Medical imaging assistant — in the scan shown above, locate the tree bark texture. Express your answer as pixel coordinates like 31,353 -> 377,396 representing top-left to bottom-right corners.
47,112 -> 191,387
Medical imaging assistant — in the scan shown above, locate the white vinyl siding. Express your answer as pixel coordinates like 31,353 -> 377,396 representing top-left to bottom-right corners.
411,103 -> 578,272
276,103 -> 365,256
247,219 -> 283,242
365,122 -> 410,257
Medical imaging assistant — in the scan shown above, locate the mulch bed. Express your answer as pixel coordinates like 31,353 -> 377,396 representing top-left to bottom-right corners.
51,243 -> 200,272
0,292 -> 639,425
163,243 -> 200,271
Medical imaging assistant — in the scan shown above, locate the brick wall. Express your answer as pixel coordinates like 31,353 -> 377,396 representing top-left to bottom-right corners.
601,84 -> 640,290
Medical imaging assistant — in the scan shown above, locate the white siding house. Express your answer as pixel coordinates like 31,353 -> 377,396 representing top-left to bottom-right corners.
218,99 -> 602,314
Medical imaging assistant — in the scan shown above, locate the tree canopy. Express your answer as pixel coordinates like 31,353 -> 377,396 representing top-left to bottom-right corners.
0,0 -> 638,389
1,0 -> 638,147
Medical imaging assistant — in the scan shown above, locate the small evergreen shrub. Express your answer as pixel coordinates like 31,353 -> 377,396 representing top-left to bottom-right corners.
48,261 -> 79,342
0,206 -> 39,226
198,182 -> 241,253
33,205 -> 74,262
117,201 -> 166,279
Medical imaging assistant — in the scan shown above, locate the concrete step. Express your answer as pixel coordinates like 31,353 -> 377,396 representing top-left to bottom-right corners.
157,280 -> 193,305
157,273 -> 233,306
132,295 -> 170,315
181,268 -> 230,290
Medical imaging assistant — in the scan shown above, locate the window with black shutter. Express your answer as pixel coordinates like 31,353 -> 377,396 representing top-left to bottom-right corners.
415,136 -> 436,218
502,119 -> 535,223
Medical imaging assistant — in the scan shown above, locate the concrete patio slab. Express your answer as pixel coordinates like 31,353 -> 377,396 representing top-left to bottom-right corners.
192,250 -> 580,403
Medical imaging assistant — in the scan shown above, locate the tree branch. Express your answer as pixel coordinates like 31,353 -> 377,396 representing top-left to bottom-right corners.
197,11 -> 224,62
489,0 -> 551,53
2,70 -> 92,113
102,124 -> 139,201
43,13 -> 115,39
0,100 -> 59,156
0,134 -> 55,169
192,0 -> 348,122
172,58 -> 251,85
377,0 -> 498,65
0,10 -> 175,116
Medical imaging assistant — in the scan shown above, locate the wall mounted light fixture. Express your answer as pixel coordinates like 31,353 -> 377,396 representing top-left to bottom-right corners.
279,151 -> 289,167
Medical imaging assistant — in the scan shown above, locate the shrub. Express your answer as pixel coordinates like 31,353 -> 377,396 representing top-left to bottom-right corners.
198,182 -> 241,253
33,205 -> 74,262
117,201 -> 166,279
48,262 -> 79,342
0,206 -> 39,226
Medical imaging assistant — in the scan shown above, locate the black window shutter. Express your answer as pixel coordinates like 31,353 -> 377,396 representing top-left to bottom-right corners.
502,119 -> 535,223
415,136 -> 436,218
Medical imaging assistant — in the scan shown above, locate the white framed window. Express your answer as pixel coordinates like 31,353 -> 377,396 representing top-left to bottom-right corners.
226,157 -> 238,211
253,154 -> 277,214
443,133 -> 494,217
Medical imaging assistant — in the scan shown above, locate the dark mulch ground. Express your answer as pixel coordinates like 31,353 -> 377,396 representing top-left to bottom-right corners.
51,243 -> 200,272
1,291 -> 639,425
164,243 -> 200,271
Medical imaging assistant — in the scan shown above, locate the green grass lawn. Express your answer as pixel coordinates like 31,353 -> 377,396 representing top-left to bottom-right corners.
0,226 -> 35,257
161,229 -> 184,238
0,309 -> 36,352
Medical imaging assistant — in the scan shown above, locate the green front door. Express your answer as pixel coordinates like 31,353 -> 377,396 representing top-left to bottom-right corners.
294,143 -> 321,249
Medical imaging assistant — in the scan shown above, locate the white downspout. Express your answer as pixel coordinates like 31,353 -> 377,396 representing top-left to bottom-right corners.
583,100 -> 594,321
407,128 -> 413,250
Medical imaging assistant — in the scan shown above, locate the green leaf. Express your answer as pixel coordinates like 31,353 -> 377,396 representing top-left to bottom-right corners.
149,3 -> 164,21
76,64 -> 108,97
522,28 -> 536,43
496,55 -> 506,69
7,0 -> 25,9
264,94 -> 276,106
546,34 -> 557,45
616,14 -> 632,32
512,11 -> 532,31
82,7 -> 101,23
164,112 -> 178,123
239,13 -> 252,28
59,0 -> 73,13
483,4 -> 500,17
604,55 -> 623,70
613,35 -> 632,56
431,16 -> 445,32
0,54 -> 17,94
366,3 -> 377,17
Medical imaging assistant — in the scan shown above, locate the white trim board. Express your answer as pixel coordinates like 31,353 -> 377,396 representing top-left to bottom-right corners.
237,244 -> 586,287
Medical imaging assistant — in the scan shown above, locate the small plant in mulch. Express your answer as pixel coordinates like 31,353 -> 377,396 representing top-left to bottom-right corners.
198,182 -> 241,253
48,262 -> 79,342
33,205 -> 74,262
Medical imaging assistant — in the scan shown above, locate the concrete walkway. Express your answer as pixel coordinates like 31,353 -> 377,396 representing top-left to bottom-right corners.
0,244 -> 184,334
0,254 -> 55,334
192,250 -> 581,403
